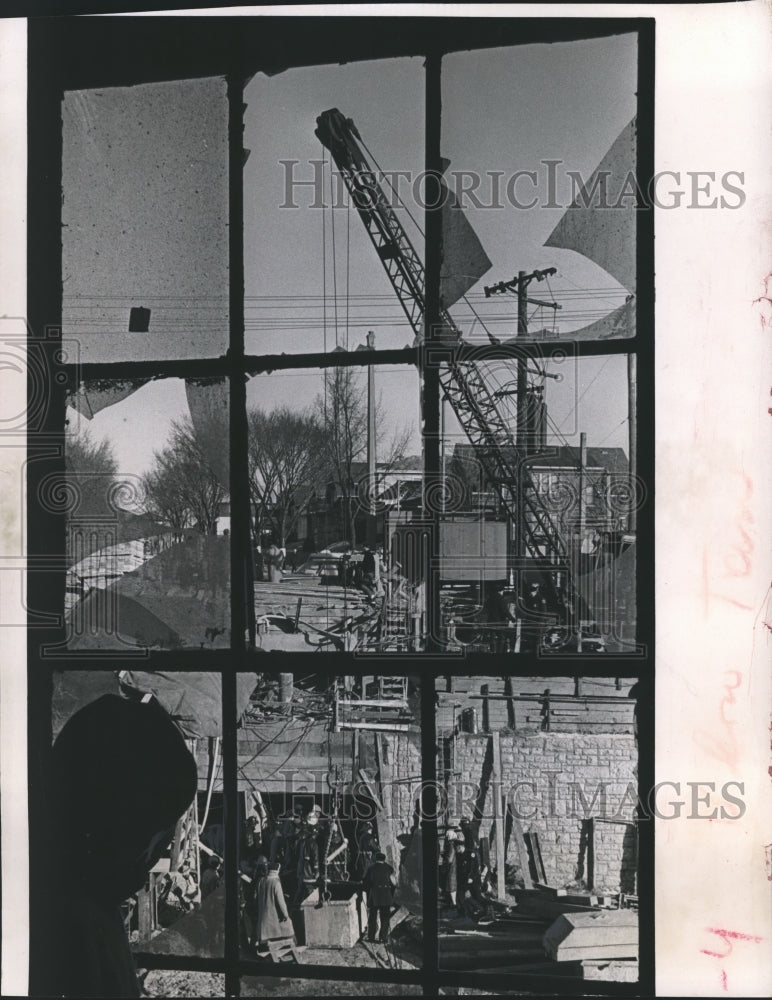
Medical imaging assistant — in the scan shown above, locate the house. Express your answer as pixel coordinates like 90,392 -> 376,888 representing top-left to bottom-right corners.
446,443 -> 630,532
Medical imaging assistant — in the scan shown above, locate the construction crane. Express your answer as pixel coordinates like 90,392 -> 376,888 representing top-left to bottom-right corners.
315,109 -> 573,625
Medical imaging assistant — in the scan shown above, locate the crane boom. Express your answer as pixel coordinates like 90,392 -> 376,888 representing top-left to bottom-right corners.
315,108 -> 569,570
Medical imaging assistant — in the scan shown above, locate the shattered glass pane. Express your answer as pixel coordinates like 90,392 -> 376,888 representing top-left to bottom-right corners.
438,349 -> 638,654
435,674 -> 640,980
441,36 -> 638,346
63,377 -> 231,650
62,78 -> 229,362
237,672 -> 423,969
244,58 -> 424,356
246,367 -> 425,653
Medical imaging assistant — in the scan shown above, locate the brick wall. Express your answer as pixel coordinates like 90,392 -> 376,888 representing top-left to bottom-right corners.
445,732 -> 638,893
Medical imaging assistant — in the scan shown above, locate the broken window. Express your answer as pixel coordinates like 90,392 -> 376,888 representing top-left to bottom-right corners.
27,14 -> 653,999
63,377 -> 231,651
62,79 -> 230,363
436,675 -> 641,981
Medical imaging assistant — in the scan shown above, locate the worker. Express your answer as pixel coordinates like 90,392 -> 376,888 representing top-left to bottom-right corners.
360,546 -> 377,601
241,866 -> 259,951
443,830 -> 463,906
338,549 -> 352,587
362,851 -> 396,944
268,824 -> 285,867
253,861 -> 294,953
454,842 -> 470,917
281,815 -> 303,898
458,844 -> 486,921
440,829 -> 458,904
293,819 -> 320,905
265,541 -> 283,583
356,821 -> 380,879
459,817 -> 477,853
481,583 -> 516,652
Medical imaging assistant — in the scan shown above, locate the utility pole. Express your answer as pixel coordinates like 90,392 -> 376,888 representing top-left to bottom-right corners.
516,271 -> 528,566
577,432 -> 587,653
484,267 -> 560,576
366,330 -> 377,548
627,354 -> 637,534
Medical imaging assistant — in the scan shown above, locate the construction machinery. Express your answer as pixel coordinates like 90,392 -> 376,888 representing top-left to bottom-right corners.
315,109 -> 575,644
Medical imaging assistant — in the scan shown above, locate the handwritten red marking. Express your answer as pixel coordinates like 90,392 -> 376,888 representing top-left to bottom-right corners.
693,671 -> 743,770
700,927 -> 764,957
701,926 -> 764,993
752,272 -> 772,330
702,473 -> 755,614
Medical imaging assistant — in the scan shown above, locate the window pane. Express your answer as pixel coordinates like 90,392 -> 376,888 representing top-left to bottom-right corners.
247,368 -> 426,653
62,78 -> 230,362
64,377 -> 231,650
237,673 -> 423,969
441,36 -> 638,346
439,353 -> 637,654
435,674 -> 640,982
245,58 -> 424,355
45,670 -> 237,987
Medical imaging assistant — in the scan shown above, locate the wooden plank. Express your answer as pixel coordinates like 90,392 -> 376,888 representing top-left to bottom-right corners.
137,888 -> 153,941
358,767 -> 385,812
491,731 -> 506,900
588,817 -> 595,891
375,734 -> 399,874
527,832 -> 547,884
504,676 -> 516,729
339,721 -> 410,732
510,816 -> 534,891
339,698 -> 410,709
481,684 -> 491,732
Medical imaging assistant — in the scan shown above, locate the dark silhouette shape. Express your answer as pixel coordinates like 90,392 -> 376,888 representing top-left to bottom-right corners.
34,694 -> 197,998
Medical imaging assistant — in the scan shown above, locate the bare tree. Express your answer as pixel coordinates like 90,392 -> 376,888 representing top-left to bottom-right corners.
248,407 -> 325,548
142,418 -> 226,536
140,450 -> 193,541
65,427 -> 118,517
316,367 -> 413,545
64,427 -> 119,562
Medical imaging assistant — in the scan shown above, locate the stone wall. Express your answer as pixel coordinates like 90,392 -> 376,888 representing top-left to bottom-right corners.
380,731 -> 422,840
446,732 -> 638,893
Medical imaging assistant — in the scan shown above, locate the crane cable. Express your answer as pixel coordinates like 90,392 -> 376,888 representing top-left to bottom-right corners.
199,736 -> 221,833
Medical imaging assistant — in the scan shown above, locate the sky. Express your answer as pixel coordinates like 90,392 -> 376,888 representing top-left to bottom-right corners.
70,31 -> 638,480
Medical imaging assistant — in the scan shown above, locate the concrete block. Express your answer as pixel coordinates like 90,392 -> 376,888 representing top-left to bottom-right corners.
543,910 -> 638,962
300,885 -> 365,949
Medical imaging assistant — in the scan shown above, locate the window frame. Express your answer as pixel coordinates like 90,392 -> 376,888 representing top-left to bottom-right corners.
27,15 -> 655,998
